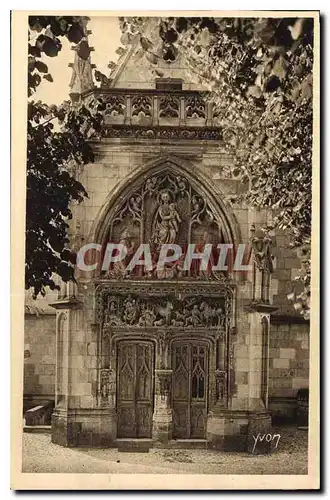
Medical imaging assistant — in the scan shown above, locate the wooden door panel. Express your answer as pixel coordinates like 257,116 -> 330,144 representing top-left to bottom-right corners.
172,341 -> 208,439
117,341 -> 154,438
173,406 -> 189,439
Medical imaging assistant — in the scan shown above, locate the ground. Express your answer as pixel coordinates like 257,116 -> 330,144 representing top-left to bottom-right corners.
22,426 -> 308,475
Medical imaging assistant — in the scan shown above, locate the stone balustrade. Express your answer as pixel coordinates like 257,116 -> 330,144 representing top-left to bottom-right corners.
84,88 -> 222,140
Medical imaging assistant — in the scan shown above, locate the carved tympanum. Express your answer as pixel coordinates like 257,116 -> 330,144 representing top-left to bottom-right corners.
103,169 -> 226,280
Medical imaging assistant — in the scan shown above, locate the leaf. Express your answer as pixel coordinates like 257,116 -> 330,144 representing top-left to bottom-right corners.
272,56 -> 287,80
246,85 -> 262,98
28,45 -> 41,57
42,36 -> 61,57
264,75 -> 281,92
67,22 -> 85,44
43,74 -> 53,82
35,60 -> 49,73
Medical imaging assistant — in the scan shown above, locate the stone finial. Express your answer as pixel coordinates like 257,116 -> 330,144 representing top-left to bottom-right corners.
68,18 -> 95,101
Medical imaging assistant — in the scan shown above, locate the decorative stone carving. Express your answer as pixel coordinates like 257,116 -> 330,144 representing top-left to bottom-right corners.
105,229 -> 136,280
156,369 -> 172,401
185,95 -> 206,118
151,190 -> 181,247
159,95 -> 180,118
104,95 -> 126,116
215,369 -> 227,405
132,95 -> 152,117
100,293 -> 227,331
103,125 -> 221,140
99,368 -> 116,407
103,169 -> 227,281
95,282 -> 235,327
250,224 -> 274,273
158,330 -> 171,368
69,39 -> 94,98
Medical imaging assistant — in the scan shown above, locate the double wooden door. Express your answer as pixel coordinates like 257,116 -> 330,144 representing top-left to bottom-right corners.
117,340 -> 154,438
172,340 -> 209,439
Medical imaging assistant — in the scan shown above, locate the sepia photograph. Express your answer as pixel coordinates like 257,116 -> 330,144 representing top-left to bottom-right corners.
11,10 -> 319,490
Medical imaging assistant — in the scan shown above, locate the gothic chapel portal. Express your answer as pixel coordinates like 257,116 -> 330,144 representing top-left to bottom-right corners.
41,21 -> 310,450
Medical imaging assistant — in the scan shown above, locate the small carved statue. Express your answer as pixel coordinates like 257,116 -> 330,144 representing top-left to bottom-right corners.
138,306 -> 156,327
250,224 -> 274,273
106,229 -> 135,278
123,297 -> 139,325
152,190 -> 181,246
145,176 -> 158,194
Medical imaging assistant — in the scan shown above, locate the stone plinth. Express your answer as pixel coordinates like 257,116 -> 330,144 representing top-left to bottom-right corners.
51,408 -> 117,448
246,411 -> 273,454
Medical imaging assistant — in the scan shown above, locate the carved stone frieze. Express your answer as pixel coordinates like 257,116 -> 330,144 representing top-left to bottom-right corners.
100,293 -> 227,330
95,281 -> 235,327
103,125 -> 221,140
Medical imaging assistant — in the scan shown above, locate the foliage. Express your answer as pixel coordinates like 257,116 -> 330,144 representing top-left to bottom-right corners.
27,16 -> 103,298
119,16 -> 314,318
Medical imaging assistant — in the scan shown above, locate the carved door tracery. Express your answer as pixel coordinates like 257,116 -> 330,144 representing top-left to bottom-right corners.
172,340 -> 209,439
117,340 -> 154,438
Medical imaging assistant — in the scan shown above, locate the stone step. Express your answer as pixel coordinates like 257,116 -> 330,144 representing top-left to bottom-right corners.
23,425 -> 52,434
116,438 -> 152,452
169,439 -> 208,449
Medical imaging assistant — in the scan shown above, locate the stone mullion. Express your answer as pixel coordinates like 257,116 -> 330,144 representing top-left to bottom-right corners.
153,96 -> 159,126
125,95 -> 131,125
206,101 -> 213,126
179,96 -> 185,126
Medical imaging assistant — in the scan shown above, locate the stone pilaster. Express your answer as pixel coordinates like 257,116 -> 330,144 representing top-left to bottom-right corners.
244,304 -> 277,453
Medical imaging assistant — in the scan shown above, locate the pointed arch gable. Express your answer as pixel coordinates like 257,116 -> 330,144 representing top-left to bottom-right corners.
89,156 -> 241,249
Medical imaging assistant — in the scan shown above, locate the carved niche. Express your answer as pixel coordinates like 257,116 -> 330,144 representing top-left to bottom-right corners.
102,169 -> 228,281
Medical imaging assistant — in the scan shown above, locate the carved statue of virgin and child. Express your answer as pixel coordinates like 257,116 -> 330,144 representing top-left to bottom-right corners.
151,190 -> 181,247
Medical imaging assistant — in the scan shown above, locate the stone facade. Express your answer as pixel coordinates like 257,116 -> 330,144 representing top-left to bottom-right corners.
24,290 -> 58,403
24,314 -> 56,400
24,34 -> 310,450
